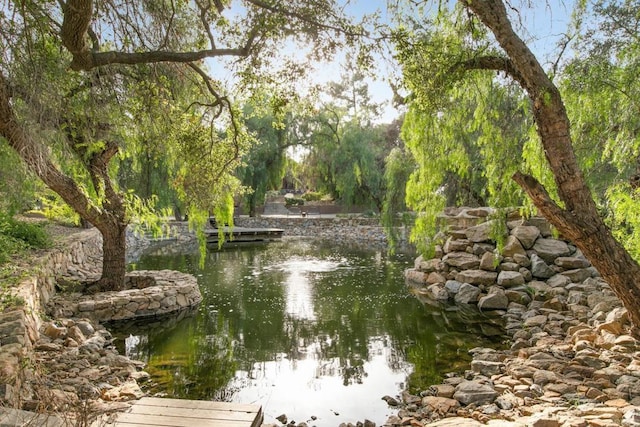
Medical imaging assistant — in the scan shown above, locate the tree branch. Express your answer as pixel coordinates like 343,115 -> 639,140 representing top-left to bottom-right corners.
456,55 -> 528,92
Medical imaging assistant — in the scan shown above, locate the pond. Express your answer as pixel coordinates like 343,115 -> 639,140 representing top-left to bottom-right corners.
116,237 -> 505,426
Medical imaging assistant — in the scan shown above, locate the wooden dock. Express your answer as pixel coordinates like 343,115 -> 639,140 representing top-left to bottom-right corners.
206,226 -> 284,246
101,397 -> 263,427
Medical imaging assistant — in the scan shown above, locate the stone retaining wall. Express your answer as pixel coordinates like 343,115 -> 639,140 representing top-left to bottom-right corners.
48,270 -> 202,322
234,216 -> 404,244
394,207 -> 640,426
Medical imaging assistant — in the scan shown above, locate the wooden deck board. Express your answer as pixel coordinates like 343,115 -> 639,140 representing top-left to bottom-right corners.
103,397 -> 263,427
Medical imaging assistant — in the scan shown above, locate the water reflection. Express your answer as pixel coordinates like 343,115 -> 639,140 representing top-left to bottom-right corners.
115,238 -> 505,426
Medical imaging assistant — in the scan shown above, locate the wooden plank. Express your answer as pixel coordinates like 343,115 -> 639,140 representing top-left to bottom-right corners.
136,397 -> 260,413
111,413 -> 251,427
128,404 -> 257,421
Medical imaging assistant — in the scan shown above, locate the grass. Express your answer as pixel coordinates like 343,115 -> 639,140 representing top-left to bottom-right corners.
0,214 -> 52,311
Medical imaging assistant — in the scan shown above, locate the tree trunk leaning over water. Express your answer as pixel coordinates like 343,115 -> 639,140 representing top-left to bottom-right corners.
460,0 -> 640,335
0,73 -> 129,292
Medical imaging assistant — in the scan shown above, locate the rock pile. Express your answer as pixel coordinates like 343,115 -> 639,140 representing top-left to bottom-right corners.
28,317 -> 146,423
388,207 -> 640,426
48,270 -> 203,322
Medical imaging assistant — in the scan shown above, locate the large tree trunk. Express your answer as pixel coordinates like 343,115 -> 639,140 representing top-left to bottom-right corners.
94,219 -> 128,292
463,0 -> 640,334
0,73 -> 128,292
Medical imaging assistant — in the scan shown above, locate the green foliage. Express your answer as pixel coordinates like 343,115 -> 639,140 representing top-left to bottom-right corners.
285,197 -> 305,207
237,101 -> 289,216
605,184 -> 640,260
394,8 -> 540,256
301,191 -> 324,201
382,146 -> 415,250
0,213 -> 51,250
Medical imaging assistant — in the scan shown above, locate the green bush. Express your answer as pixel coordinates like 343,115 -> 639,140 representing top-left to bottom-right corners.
285,197 -> 305,207
302,191 -> 324,202
0,214 -> 51,264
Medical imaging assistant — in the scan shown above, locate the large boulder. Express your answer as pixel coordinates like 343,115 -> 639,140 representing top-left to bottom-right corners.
465,220 -> 496,243
530,254 -> 556,279
455,283 -> 482,304
443,252 -> 481,269
455,269 -> 498,286
478,287 -> 509,310
501,235 -> 527,258
453,381 -> 498,405
497,271 -> 525,288
532,238 -> 572,263
511,225 -> 540,249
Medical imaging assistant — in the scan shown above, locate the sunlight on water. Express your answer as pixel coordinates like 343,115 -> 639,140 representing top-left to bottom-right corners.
116,238 -> 505,426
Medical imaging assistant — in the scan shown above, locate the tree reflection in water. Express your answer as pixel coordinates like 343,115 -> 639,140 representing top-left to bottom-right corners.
113,237 -> 505,426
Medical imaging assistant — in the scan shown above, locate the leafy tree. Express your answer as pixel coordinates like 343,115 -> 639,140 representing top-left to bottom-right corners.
0,0 -> 363,291
238,104 -> 288,216
560,0 -> 640,259
300,69 -> 391,211
394,0 -> 640,332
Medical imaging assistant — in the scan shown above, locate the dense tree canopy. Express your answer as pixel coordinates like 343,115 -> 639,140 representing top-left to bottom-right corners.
393,0 -> 640,333
0,0 -> 365,291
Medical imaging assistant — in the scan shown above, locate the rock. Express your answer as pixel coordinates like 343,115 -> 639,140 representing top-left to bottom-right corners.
471,360 -> 504,376
427,272 -> 447,284
478,288 -> 509,310
428,283 -> 450,301
502,235 -> 527,257
523,314 -> 547,328
445,280 -> 463,296
453,381 -> 498,405
455,283 -> 482,304
497,271 -> 525,288
276,414 -> 288,424
382,395 -> 400,406
547,274 -> 570,288
511,225 -> 540,249
422,418 -> 483,427
415,256 -> 444,273
465,220 -> 497,243
533,370 -> 558,386
554,256 -> 590,269
443,252 -> 481,269
532,238 -> 572,263
623,408 -> 640,427
480,252 -> 498,271
455,270 -> 498,286
421,396 -> 460,415
530,254 -> 556,279
561,269 -> 593,283
430,384 -> 455,398
529,414 -> 561,427
444,237 -> 472,253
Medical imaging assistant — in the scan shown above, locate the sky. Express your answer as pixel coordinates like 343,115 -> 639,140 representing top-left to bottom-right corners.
316,0 -> 578,123
210,0 -> 577,125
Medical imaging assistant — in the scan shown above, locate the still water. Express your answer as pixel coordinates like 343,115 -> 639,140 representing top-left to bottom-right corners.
118,237 -> 505,426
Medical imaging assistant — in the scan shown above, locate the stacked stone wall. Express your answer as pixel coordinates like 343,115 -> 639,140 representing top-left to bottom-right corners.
235,216 -> 402,244
394,207 -> 640,426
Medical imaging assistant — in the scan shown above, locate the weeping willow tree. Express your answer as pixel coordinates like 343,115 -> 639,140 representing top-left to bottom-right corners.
0,0 -> 365,291
393,0 -> 640,333
560,0 -> 640,261
399,70 -> 533,254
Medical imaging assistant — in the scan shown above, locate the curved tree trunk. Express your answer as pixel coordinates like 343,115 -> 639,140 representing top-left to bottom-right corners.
0,73 -> 128,292
463,0 -> 640,334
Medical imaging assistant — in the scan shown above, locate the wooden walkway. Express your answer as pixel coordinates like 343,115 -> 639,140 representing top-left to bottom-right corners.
101,397 -> 263,427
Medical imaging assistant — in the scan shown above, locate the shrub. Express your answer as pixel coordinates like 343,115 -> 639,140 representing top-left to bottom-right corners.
302,191 -> 324,202
285,197 -> 305,207
0,214 -> 51,264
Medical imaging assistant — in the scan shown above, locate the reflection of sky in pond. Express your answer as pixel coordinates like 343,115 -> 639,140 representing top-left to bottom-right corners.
232,336 -> 408,425
117,238 -> 505,427
270,257 -> 345,321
